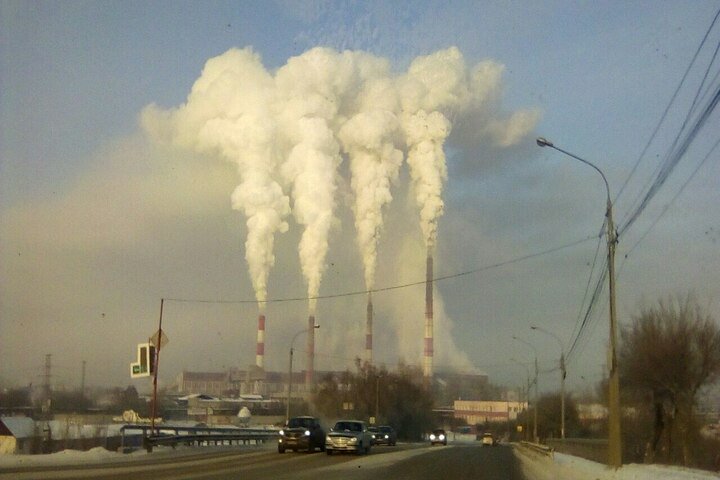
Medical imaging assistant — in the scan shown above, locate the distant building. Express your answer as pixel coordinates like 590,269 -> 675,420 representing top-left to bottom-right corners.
174,368 -> 332,402
453,399 -> 527,424
0,417 -> 35,454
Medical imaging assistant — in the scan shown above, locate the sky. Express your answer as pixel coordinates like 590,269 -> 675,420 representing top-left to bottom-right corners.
1,1 -> 719,397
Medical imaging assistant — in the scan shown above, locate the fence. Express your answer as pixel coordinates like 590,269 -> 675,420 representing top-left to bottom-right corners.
119,424 -> 279,453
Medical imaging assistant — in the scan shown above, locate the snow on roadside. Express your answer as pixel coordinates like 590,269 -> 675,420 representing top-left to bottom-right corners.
516,447 -> 720,480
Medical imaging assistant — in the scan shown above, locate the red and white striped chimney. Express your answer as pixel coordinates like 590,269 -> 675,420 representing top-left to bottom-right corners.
366,293 -> 373,363
255,313 -> 266,369
305,315 -> 315,385
423,253 -> 434,384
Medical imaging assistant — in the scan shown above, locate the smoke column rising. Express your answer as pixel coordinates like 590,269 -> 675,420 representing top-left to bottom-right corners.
141,46 -> 538,374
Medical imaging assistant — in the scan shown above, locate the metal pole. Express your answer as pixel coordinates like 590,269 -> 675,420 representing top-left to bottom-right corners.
512,336 -> 538,442
560,352 -> 566,439
536,137 -> 622,466
526,378 -> 531,441
607,199 -> 622,467
531,325 -> 566,439
151,298 -> 164,436
533,356 -> 538,442
286,346 -> 293,422
286,324 -> 319,422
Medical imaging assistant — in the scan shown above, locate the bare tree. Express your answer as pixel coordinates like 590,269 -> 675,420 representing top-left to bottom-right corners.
619,295 -> 720,466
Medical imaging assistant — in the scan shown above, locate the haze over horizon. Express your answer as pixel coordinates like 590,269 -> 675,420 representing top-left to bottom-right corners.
2,1 -> 719,396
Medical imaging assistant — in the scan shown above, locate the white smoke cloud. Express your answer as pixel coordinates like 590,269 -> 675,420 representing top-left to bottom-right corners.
142,48 -> 290,306
141,45 -> 538,366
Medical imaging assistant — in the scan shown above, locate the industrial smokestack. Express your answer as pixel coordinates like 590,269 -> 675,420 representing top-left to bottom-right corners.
256,313 -> 266,369
306,315 -> 315,386
366,293 -> 373,363
424,253 -> 433,385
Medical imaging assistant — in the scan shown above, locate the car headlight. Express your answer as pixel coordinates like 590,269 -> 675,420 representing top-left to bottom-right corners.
348,437 -> 358,444
384,434 -> 389,439
325,435 -> 331,442
439,434 -> 445,440
279,429 -> 285,436
429,434 -> 436,440
304,430 -> 311,436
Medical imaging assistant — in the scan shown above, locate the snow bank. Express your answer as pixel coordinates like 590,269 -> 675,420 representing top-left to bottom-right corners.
515,446 -> 720,480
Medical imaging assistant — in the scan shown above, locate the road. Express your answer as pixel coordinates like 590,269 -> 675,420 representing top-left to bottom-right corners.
0,443 -> 528,480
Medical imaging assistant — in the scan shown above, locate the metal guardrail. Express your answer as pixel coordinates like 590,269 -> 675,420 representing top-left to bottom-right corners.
518,440 -> 554,458
119,424 -> 279,452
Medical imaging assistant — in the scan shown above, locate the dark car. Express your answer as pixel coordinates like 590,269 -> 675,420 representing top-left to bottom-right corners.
429,428 -> 447,445
278,416 -> 326,453
369,425 -> 397,446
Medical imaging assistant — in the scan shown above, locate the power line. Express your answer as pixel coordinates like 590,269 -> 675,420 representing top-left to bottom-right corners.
165,234 -> 597,306
617,8 -> 720,222
620,16 -> 720,236
614,7 -> 720,208
622,136 -> 720,260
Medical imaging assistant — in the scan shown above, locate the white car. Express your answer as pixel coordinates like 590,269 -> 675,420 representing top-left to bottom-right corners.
481,432 -> 496,446
325,420 -> 373,455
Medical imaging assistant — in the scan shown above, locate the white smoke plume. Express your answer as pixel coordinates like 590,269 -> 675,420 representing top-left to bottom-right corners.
141,48 -> 289,307
338,55 -> 404,289
141,45 -> 538,350
274,48 -> 360,312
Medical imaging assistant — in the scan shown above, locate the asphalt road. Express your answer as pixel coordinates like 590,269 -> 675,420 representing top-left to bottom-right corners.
0,443 -> 528,480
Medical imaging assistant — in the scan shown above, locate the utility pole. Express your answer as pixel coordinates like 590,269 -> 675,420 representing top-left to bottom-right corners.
42,354 -> 52,415
533,356 -> 539,443
536,137 -> 622,467
606,196 -> 622,467
80,360 -> 86,403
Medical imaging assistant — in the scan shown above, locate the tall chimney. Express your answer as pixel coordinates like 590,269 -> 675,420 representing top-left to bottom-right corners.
306,315 -> 315,385
424,253 -> 433,385
366,293 -> 373,363
255,313 -> 266,369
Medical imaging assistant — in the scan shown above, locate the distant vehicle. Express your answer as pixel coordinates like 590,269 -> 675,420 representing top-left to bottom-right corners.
278,416 -> 326,453
429,428 -> 447,445
369,425 -> 397,446
481,432 -> 497,447
325,420 -> 373,455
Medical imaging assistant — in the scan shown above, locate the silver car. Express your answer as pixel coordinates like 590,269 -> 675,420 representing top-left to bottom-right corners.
325,420 -> 373,455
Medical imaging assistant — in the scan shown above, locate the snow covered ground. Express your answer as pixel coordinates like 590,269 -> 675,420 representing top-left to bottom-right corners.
0,444 -> 268,470
1,442 -> 718,479
515,447 -> 720,480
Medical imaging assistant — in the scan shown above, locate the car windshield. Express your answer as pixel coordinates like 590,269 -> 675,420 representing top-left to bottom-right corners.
334,421 -> 362,432
379,426 -> 392,433
287,418 -> 313,428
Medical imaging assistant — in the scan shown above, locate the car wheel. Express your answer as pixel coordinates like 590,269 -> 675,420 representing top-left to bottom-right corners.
365,444 -> 371,454
306,440 -> 314,453
278,445 -> 285,453
326,449 -> 333,455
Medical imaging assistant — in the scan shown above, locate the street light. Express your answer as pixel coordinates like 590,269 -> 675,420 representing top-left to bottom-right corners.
536,137 -> 622,467
510,358 -> 532,442
531,325 -> 566,439
374,373 -> 384,425
286,324 -> 320,422
512,336 -> 539,442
